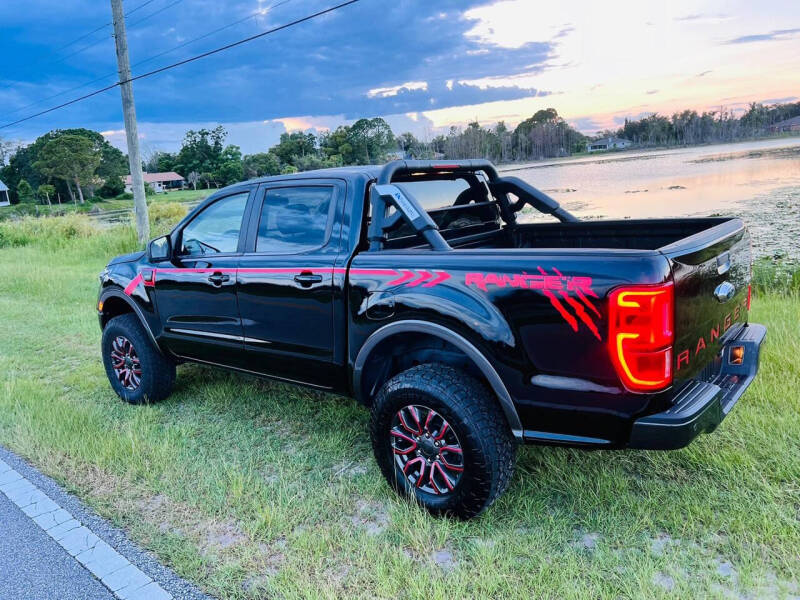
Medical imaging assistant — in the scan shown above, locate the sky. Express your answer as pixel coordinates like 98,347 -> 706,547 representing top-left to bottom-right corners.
0,0 -> 798,155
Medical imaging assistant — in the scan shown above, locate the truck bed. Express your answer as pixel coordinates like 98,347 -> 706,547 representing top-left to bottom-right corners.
437,217 -> 735,252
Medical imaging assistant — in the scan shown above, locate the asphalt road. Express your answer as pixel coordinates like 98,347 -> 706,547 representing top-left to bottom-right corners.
0,492 -> 113,600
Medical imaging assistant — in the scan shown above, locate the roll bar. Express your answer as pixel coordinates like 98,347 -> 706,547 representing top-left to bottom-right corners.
377,159 -> 501,185
490,176 -> 579,223
368,160 -> 578,251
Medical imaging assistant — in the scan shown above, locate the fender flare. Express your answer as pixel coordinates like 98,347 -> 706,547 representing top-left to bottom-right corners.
99,288 -> 164,356
353,320 -> 523,439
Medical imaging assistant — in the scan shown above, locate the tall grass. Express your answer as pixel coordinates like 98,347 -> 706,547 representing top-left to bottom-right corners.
0,202 -> 188,255
751,257 -> 800,296
0,214 -> 101,250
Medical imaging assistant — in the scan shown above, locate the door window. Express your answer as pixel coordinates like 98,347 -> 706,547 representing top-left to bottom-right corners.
179,192 -> 249,255
256,186 -> 334,253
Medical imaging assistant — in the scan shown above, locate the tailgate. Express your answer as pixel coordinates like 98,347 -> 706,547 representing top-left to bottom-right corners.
660,218 -> 751,382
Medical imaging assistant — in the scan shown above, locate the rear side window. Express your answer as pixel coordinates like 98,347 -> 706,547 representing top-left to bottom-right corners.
180,192 -> 249,255
394,179 -> 471,212
256,186 -> 334,253
377,175 -> 499,243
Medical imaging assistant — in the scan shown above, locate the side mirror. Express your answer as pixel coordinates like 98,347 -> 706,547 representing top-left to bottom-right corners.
148,235 -> 172,262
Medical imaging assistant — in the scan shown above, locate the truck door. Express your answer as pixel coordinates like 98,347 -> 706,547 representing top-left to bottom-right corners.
155,188 -> 253,364
236,180 -> 344,387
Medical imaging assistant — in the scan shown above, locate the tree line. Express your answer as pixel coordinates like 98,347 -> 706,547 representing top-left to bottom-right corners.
1,129 -> 129,205
144,117 -> 398,186
2,101 -> 799,204
605,101 -> 800,147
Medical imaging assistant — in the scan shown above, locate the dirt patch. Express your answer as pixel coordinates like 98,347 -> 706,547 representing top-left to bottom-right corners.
714,558 -> 738,581
653,572 -> 676,591
572,530 -> 601,550
650,533 -> 682,556
201,520 -> 246,553
348,499 -> 390,536
62,462 -> 251,557
325,564 -> 351,586
254,537 -> 287,575
332,461 -> 369,477
431,547 -> 457,572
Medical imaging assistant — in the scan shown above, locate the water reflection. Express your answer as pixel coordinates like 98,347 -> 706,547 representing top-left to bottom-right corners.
508,137 -> 800,220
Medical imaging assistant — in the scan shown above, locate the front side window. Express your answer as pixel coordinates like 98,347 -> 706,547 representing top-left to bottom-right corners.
179,192 -> 249,255
256,186 -> 334,253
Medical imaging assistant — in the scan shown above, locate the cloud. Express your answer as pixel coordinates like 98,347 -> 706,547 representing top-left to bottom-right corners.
0,0 -> 556,133
761,96 -> 798,105
675,13 -> 731,23
569,116 -> 604,134
724,28 -> 800,44
367,82 -> 429,99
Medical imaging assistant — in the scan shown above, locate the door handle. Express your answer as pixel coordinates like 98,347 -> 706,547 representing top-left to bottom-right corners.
207,272 -> 230,286
294,272 -> 323,286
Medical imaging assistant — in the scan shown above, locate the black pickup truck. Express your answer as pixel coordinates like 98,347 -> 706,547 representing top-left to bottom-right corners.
98,159 -> 765,518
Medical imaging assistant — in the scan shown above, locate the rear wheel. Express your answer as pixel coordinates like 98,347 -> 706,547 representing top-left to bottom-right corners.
370,364 -> 516,519
102,313 -> 175,404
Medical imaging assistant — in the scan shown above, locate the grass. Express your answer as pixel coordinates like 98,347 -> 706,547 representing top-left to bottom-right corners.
0,215 -> 798,599
0,188 -> 210,221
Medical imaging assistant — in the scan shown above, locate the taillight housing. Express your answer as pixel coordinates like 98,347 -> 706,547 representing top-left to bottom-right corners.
608,282 -> 674,392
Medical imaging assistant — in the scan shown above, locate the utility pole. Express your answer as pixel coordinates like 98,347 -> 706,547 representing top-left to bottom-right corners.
111,0 -> 149,244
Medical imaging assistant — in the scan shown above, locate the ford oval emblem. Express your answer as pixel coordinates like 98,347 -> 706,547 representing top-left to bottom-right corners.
714,281 -> 736,303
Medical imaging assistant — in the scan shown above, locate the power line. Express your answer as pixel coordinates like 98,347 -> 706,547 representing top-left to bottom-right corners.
7,0 -> 203,115
0,0 -> 361,131
126,0 -> 184,29
54,0 -> 185,65
5,0 -> 295,118
6,0 -> 292,115
131,0 -> 295,70
53,0 -> 160,53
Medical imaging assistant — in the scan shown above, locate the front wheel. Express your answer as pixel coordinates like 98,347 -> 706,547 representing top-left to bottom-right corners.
101,313 -> 176,404
370,364 -> 516,519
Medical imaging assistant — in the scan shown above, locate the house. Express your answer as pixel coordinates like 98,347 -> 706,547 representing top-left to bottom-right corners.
768,115 -> 800,133
0,179 -> 10,207
125,172 -> 185,194
587,137 -> 633,153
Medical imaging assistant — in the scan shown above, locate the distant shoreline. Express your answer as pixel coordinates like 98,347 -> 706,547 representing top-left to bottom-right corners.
496,132 -> 800,172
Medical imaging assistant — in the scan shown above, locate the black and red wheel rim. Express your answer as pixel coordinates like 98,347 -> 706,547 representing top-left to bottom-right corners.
110,336 -> 142,391
390,405 -> 464,495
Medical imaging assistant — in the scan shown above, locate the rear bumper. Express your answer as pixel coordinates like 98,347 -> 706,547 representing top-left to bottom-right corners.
628,323 -> 766,450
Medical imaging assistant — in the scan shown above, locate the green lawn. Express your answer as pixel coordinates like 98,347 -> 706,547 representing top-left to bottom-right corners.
94,188 -> 211,212
0,217 -> 798,599
0,189 -> 210,222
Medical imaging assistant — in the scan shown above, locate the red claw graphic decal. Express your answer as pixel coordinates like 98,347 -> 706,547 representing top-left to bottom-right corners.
465,267 -> 602,339
387,269 -> 452,287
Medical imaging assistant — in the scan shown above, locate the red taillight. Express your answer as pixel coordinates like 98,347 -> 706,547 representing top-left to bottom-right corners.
608,283 -> 674,392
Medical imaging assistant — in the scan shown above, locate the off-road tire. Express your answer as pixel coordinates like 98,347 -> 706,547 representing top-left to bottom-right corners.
370,363 -> 516,519
102,313 -> 176,404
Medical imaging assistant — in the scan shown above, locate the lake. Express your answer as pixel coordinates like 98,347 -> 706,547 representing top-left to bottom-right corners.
504,137 -> 800,260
